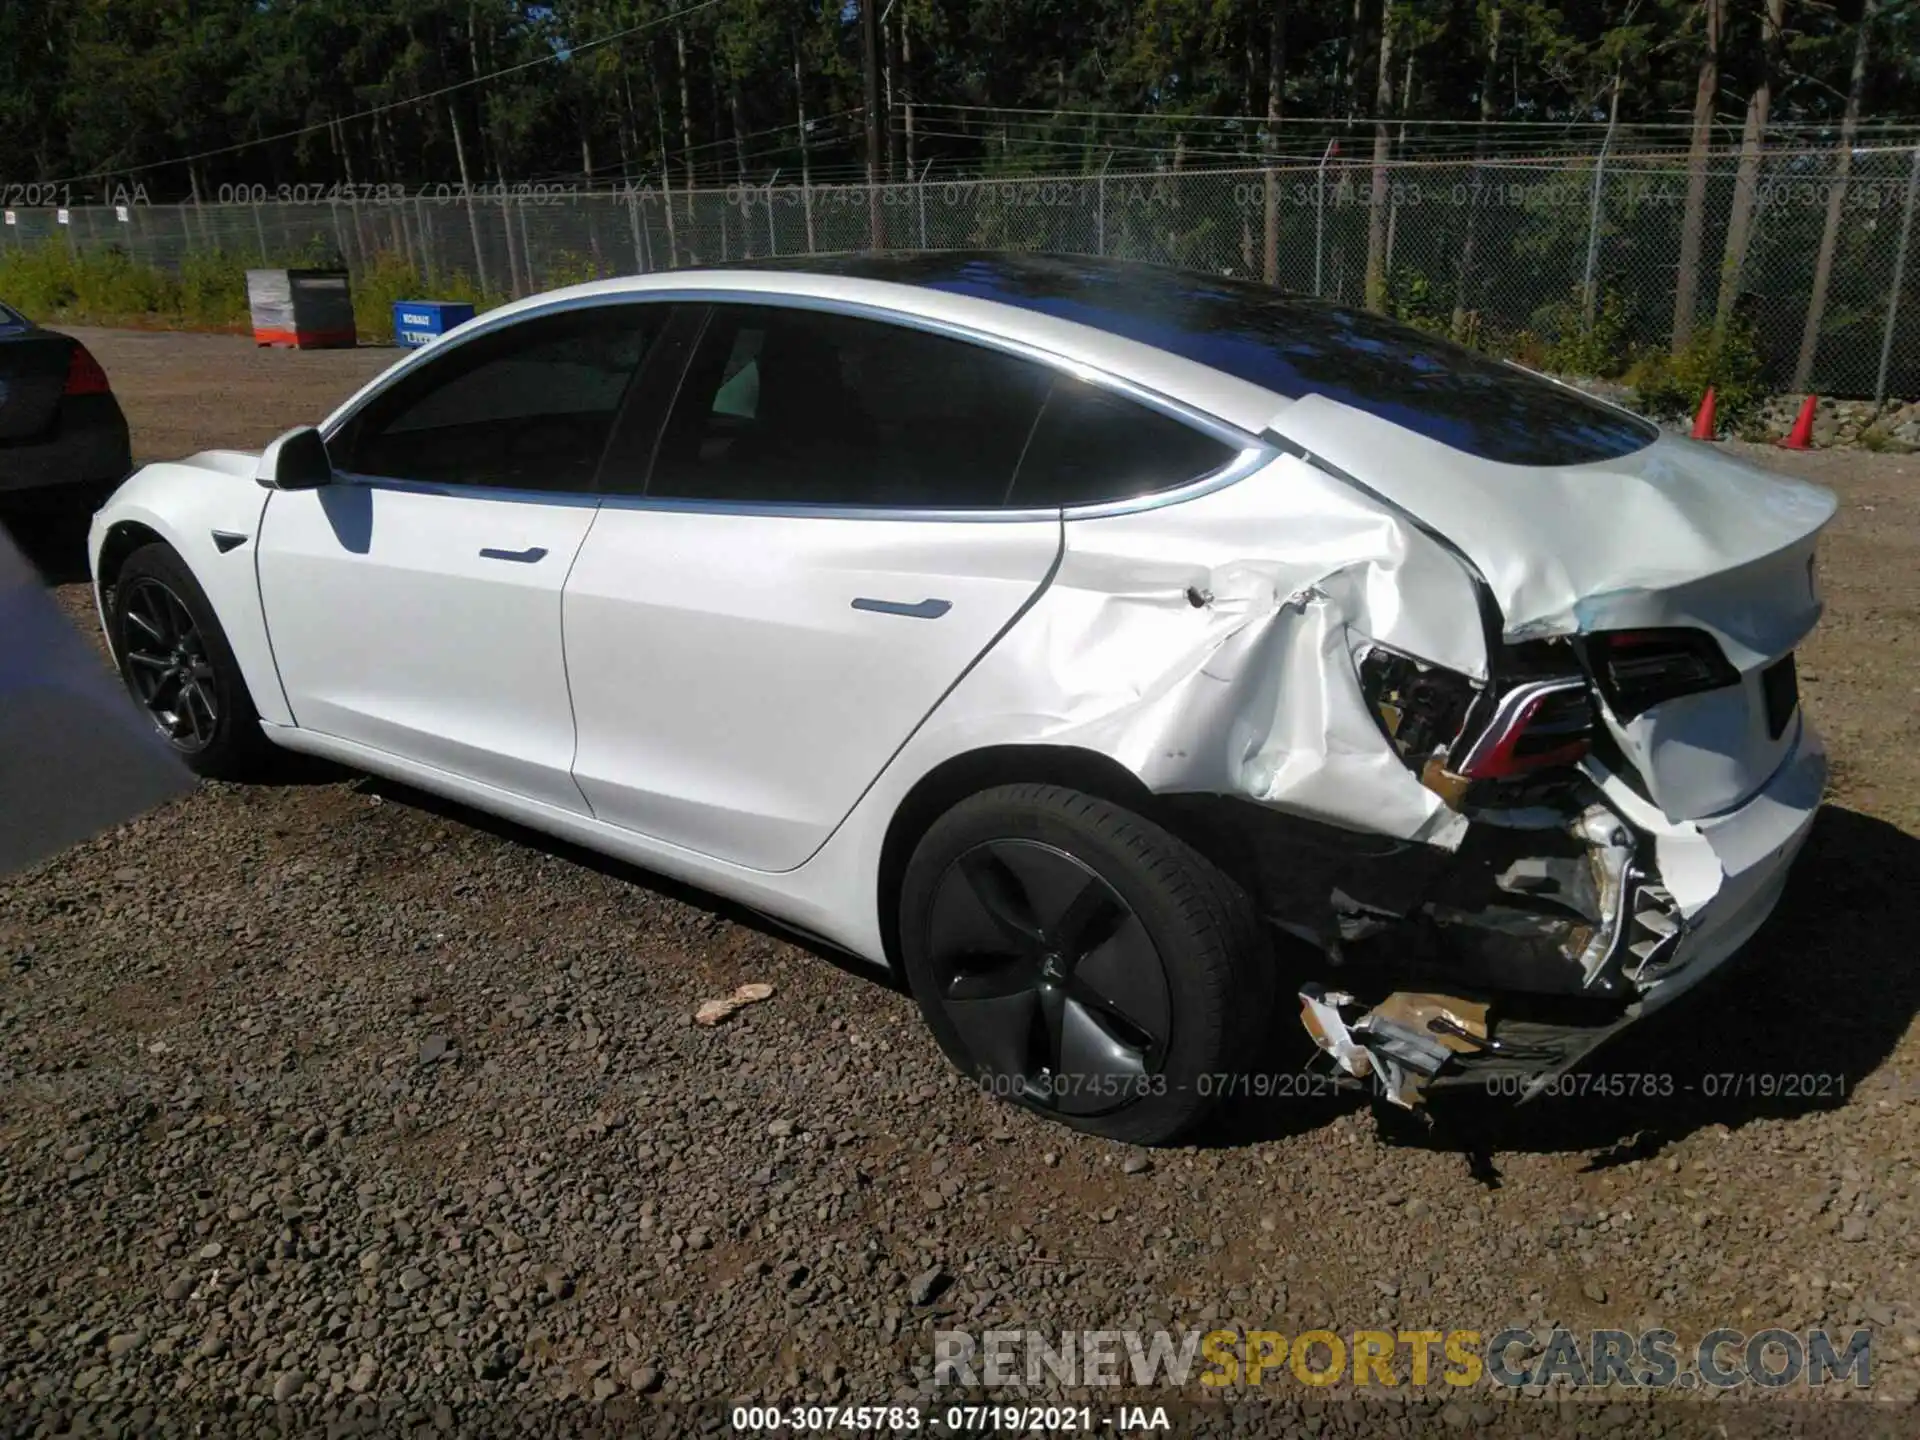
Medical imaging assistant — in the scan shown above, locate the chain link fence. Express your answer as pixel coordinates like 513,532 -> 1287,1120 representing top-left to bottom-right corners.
6,144 -> 1919,399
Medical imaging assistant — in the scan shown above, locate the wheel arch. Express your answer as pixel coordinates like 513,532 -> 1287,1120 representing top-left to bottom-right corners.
93,518 -> 168,596
89,471 -> 291,729
875,743 -> 1158,971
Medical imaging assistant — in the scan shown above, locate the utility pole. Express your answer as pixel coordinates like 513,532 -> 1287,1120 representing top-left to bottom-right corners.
862,0 -> 885,248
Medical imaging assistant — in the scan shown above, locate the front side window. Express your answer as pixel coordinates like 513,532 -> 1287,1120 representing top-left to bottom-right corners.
335,306 -> 658,491
647,305 -> 1053,508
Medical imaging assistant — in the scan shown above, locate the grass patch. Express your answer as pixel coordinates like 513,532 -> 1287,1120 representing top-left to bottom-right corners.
0,240 -> 254,330
0,240 -> 516,341
1625,317 -> 1768,433
348,253 -> 505,343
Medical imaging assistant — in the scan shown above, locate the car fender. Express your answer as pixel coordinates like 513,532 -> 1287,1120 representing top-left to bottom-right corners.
88,451 -> 293,727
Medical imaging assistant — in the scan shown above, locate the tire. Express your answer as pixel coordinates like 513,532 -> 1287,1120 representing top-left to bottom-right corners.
899,783 -> 1273,1145
108,542 -> 275,780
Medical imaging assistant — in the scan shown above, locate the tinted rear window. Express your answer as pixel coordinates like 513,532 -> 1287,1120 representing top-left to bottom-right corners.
775,254 -> 1658,467
1010,377 -> 1237,507
0,302 -> 30,334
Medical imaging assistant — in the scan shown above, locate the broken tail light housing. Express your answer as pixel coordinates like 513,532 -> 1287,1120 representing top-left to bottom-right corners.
1450,678 -> 1596,780
64,344 -> 112,397
1357,648 -> 1473,760
1587,628 -> 1739,721
1358,647 -> 1596,795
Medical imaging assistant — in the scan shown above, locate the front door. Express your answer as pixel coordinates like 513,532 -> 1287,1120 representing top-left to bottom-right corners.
256,302 -> 663,811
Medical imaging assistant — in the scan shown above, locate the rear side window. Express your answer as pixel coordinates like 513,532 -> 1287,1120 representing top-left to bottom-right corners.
1009,377 -> 1237,507
648,305 -> 1052,508
337,306 -> 658,491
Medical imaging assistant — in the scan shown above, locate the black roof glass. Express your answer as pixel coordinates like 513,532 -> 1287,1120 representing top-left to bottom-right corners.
730,252 -> 1656,466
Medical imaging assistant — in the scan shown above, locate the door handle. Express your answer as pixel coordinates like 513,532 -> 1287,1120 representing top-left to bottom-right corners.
851,596 -> 952,620
479,545 -> 548,563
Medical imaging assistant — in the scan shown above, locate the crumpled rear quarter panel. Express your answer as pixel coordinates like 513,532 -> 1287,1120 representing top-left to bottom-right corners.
909,453 -> 1491,849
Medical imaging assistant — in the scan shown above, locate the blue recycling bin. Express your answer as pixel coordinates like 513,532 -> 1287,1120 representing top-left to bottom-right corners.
393,300 -> 476,349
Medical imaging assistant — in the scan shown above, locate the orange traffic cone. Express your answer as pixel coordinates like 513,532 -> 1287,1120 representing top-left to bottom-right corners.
1778,394 -> 1818,450
1690,387 -> 1718,441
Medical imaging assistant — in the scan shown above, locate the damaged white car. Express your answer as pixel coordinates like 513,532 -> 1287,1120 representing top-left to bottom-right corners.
88,253 -> 1832,1143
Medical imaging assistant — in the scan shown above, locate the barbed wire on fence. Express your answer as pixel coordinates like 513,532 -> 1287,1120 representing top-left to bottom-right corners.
4,145 -> 1918,401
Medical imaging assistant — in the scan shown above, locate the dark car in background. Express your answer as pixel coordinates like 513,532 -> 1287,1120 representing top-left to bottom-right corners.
0,302 -> 132,521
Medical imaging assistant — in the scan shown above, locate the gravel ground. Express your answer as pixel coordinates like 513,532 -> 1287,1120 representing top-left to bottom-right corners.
1,328 -> 1917,1437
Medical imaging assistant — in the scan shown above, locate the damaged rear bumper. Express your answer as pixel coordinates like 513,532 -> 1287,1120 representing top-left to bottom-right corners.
1596,714 -> 1825,1019
1292,716 -> 1825,1107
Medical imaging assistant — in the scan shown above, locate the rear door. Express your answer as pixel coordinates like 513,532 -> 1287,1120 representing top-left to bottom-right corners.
562,302 -> 1062,872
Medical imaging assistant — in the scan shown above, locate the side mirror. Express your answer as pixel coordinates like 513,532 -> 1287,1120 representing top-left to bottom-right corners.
255,426 -> 334,491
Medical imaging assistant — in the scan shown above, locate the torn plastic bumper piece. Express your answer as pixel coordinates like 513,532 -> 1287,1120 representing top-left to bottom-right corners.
1300,984 -> 1578,1109
1302,985 -> 1504,1109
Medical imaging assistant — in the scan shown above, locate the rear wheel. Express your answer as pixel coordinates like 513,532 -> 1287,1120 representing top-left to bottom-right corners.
109,543 -> 274,780
899,783 -> 1273,1145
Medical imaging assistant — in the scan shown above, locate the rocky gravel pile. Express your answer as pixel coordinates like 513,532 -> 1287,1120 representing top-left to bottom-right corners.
1553,377 -> 1920,451
1749,393 -> 1920,450
3,757 -> 1915,1437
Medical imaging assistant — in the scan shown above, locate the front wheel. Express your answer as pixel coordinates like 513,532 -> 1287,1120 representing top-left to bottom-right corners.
108,542 -> 274,780
899,783 -> 1273,1145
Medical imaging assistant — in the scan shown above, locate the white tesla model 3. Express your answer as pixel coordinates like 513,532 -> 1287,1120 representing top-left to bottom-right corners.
88,253 -> 1833,1143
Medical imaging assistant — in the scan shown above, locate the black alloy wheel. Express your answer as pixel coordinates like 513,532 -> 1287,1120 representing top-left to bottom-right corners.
924,838 -> 1173,1116
109,542 -> 272,780
901,783 -> 1273,1144
117,574 -> 220,752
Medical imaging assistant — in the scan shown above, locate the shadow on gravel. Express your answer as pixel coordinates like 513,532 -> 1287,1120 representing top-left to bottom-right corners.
281,769 -> 1920,1169
351,773 -> 906,994
1192,805 -> 1919,1169
2,508 -> 95,584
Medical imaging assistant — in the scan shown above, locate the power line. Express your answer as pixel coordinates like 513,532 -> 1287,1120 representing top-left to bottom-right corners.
905,116 -> 1607,162
914,100 -> 1920,133
666,107 -> 863,164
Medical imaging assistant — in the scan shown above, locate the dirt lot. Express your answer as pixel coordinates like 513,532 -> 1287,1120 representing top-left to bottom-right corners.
2,327 -> 1917,1436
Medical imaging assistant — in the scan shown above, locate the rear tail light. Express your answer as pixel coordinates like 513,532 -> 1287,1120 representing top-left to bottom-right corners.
1450,678 -> 1596,780
1760,652 -> 1799,739
1588,628 -> 1738,720
64,344 -> 111,397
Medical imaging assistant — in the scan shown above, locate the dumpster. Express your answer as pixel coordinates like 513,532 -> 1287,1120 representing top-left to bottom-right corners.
393,300 -> 477,349
246,269 -> 356,349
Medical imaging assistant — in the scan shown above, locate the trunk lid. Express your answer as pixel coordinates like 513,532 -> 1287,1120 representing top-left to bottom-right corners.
0,330 -> 75,441
1268,394 -> 1836,821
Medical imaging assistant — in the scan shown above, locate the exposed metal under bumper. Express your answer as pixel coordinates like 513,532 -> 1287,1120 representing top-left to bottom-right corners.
1285,727 -> 1825,1111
